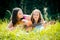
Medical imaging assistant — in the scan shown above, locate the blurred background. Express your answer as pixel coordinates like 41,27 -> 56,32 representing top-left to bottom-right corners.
0,0 -> 60,21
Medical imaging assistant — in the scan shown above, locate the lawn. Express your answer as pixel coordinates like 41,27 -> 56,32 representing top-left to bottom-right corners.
0,20 -> 60,40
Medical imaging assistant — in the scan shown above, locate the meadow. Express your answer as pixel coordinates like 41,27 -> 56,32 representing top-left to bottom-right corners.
0,19 -> 60,40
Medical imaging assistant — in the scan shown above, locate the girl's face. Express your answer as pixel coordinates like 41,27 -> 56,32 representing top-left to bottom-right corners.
17,10 -> 23,19
33,11 -> 39,21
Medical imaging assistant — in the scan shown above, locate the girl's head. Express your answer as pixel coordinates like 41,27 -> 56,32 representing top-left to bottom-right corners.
12,7 -> 23,26
31,9 -> 43,23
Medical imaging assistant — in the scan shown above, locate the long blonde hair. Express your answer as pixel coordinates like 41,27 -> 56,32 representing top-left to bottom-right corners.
31,9 -> 44,24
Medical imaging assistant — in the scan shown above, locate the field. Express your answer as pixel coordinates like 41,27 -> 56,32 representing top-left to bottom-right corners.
0,20 -> 60,40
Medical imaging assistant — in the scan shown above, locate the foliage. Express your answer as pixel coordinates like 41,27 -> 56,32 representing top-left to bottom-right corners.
0,0 -> 60,20
0,20 -> 60,40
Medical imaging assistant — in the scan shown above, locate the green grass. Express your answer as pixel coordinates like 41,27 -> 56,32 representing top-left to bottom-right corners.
0,20 -> 60,40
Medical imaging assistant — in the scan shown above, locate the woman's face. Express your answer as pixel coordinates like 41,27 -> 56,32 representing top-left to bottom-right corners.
17,10 -> 23,19
33,11 -> 39,21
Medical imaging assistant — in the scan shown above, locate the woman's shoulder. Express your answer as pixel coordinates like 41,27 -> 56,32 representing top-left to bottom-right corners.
7,21 -> 15,31
8,21 -> 13,28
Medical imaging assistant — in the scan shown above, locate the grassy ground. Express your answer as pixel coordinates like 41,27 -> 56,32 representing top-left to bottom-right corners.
0,20 -> 60,40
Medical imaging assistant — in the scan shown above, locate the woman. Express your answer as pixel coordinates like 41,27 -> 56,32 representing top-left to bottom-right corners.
8,7 -> 25,30
31,9 -> 44,32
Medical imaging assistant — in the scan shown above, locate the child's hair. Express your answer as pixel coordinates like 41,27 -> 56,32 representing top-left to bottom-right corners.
12,7 -> 23,26
31,9 -> 44,24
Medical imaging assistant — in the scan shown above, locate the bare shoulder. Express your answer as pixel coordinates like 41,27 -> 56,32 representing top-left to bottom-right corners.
7,21 -> 13,28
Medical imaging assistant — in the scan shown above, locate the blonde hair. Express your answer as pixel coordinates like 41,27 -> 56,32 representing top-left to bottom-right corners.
31,9 -> 44,24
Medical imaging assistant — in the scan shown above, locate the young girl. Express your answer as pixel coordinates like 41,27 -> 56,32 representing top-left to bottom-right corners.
31,9 -> 44,32
8,7 -> 25,30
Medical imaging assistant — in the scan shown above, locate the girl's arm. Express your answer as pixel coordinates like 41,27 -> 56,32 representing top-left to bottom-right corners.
41,19 -> 47,28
